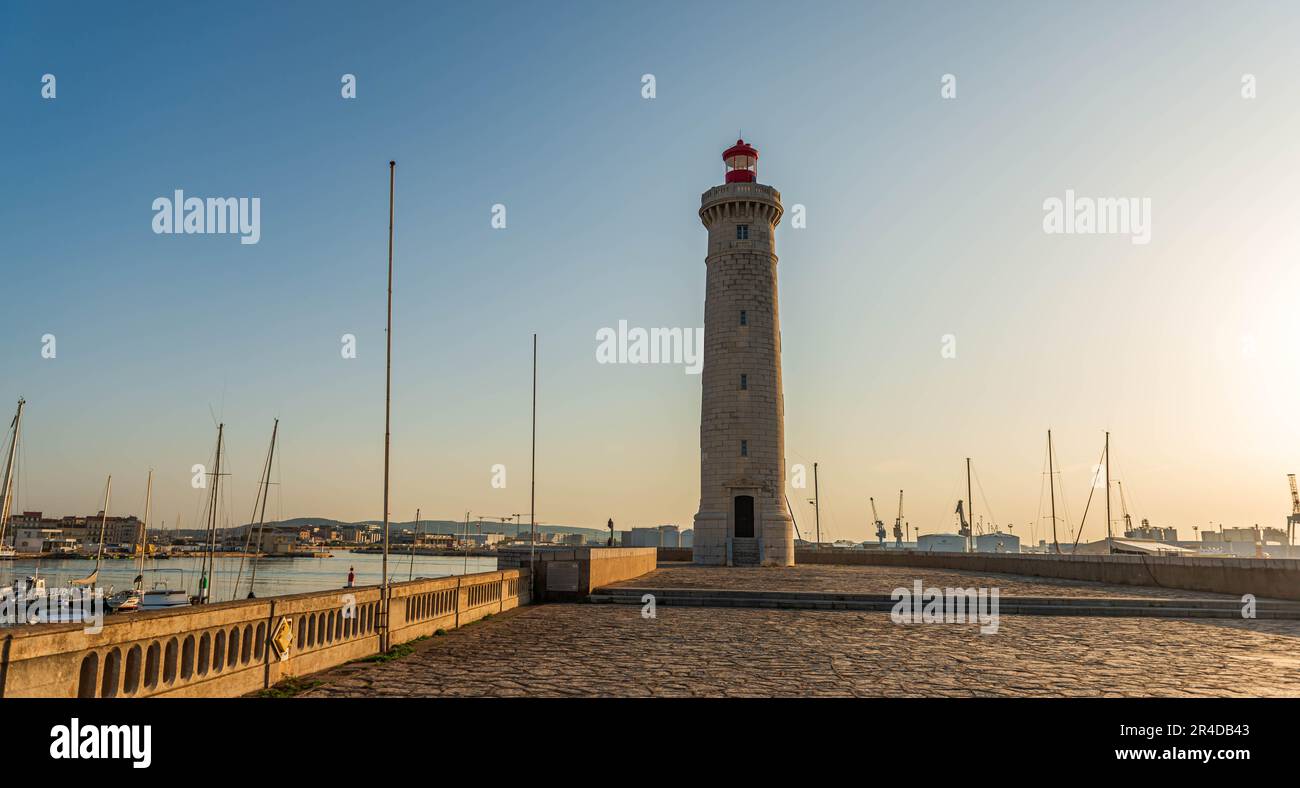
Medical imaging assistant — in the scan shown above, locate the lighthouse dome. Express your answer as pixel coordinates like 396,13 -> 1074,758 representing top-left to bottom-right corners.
723,138 -> 758,183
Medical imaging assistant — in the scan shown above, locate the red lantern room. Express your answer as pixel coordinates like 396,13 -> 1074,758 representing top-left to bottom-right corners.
723,138 -> 758,183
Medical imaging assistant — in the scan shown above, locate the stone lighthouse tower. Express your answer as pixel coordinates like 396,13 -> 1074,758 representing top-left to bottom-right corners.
692,139 -> 795,567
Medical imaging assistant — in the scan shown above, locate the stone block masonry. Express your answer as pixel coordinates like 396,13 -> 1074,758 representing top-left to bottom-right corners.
692,149 -> 795,568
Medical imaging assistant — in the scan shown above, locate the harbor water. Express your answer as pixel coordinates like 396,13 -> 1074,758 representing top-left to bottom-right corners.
0,550 -> 498,611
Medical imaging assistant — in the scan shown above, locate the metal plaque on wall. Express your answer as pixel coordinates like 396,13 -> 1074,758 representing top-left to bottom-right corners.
547,561 -> 580,592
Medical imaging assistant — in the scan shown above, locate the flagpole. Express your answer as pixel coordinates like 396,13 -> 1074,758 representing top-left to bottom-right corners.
529,333 -> 537,586
381,160 -> 395,650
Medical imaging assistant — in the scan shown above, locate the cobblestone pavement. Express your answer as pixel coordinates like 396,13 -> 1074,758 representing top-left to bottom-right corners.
604,562 -> 1242,600
301,604 -> 1300,697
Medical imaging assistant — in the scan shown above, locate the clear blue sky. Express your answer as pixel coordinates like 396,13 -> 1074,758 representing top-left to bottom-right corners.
3,1 -> 1299,543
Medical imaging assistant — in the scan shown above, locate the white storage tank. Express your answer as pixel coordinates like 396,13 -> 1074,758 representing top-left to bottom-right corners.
975,532 -> 1021,553
917,533 -> 967,552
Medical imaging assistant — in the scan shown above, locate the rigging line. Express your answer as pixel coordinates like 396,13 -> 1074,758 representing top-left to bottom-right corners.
1071,443 -> 1108,552
1111,454 -> 1141,526
1050,436 -> 1075,543
16,419 -> 26,514
972,466 -> 999,531
274,429 -> 283,527
253,469 -> 284,596
1034,438 -> 1048,547
190,438 -> 219,537
934,475 -> 962,535
234,425 -> 275,600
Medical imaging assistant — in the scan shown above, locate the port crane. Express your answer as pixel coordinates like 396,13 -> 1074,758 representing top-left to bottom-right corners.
473,514 -> 524,538
955,499 -> 971,540
1288,474 -> 1299,547
1116,481 -> 1134,535
870,497 -> 886,545
892,490 -> 904,547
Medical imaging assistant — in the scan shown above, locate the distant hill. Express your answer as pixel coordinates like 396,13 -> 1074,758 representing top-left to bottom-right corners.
184,517 -> 609,541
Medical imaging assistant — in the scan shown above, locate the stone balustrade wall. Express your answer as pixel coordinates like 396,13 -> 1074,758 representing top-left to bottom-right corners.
0,568 -> 529,698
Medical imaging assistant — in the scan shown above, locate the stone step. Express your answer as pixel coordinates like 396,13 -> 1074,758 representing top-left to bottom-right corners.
731,539 -> 760,566
588,586 -> 1300,620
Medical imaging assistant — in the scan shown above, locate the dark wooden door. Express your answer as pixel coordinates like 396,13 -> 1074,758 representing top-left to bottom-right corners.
734,495 -> 755,538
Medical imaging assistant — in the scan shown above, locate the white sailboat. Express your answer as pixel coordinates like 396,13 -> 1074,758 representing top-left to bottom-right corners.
107,470 -> 153,612
71,476 -> 112,588
137,567 -> 190,610
5,474 -> 109,625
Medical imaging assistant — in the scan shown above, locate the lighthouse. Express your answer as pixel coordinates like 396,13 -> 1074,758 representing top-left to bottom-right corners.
692,139 -> 795,567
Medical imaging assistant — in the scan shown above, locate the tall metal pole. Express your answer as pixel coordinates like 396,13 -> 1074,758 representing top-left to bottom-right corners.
812,462 -> 820,545
1048,429 -> 1059,554
1104,431 -> 1112,551
409,507 -> 418,582
529,333 -> 537,580
966,457 -> 974,553
381,160 -> 395,649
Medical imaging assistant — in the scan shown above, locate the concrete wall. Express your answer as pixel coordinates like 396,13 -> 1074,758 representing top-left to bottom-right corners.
657,547 -> 694,562
792,549 -> 1300,601
523,547 -> 657,602
0,569 -> 529,698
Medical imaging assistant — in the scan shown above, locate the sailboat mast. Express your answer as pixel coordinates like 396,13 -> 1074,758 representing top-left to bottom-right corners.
95,476 -> 112,574
139,469 -> 153,580
0,398 -> 26,549
1048,430 -> 1059,554
242,418 -> 278,599
201,424 -> 224,603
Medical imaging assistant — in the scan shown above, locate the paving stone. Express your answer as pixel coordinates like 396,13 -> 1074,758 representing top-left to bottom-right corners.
299,603 -> 1300,698
606,561 -> 1246,600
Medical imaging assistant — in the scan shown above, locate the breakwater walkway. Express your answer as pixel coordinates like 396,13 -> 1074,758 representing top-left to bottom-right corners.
300,559 -> 1300,698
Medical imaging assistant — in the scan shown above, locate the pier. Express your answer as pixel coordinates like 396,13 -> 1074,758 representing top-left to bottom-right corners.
5,545 -> 1299,698
300,553 -> 1300,698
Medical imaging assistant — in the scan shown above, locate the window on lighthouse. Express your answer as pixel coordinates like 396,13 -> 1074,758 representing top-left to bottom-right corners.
740,374 -> 748,390
739,310 -> 747,326
740,440 -> 749,457
736,224 -> 749,240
